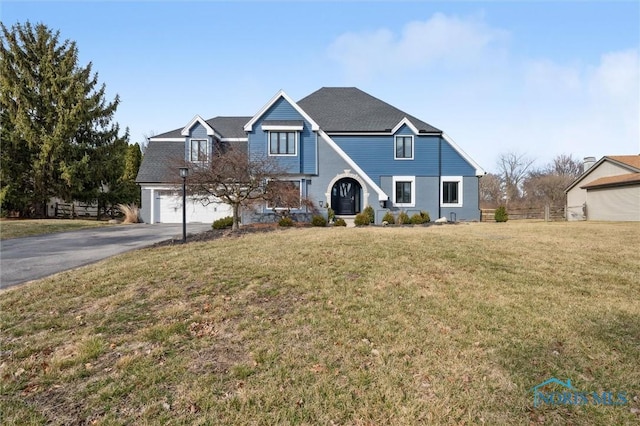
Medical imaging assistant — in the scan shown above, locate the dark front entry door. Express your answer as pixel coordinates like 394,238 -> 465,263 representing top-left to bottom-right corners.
331,178 -> 361,215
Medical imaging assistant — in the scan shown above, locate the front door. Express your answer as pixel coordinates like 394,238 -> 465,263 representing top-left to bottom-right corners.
331,178 -> 361,215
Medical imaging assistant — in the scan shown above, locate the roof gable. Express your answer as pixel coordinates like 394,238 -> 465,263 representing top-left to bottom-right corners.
244,90 -> 319,132
566,154 -> 640,192
181,115 -> 215,137
297,87 -> 441,133
151,116 -> 250,141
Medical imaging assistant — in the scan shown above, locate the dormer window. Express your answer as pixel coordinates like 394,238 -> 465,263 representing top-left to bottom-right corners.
269,131 -> 297,156
190,139 -> 208,162
395,136 -> 413,160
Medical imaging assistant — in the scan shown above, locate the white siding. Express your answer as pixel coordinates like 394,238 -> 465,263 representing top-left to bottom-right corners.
566,162 -> 634,221
586,186 -> 640,221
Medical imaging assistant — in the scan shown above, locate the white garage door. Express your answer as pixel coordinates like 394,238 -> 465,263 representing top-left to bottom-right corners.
156,191 -> 232,224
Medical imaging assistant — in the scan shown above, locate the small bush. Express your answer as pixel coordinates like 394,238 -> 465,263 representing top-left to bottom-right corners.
334,218 -> 347,227
116,203 -> 140,224
410,213 -> 425,224
363,205 -> 375,224
311,215 -> 327,227
495,206 -> 508,222
397,211 -> 411,225
382,211 -> 395,225
278,216 -> 294,227
354,212 -> 370,226
420,211 -> 430,223
212,216 -> 234,229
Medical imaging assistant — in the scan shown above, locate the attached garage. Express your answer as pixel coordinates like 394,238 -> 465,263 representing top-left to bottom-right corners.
581,174 -> 640,222
153,190 -> 232,224
566,156 -> 640,221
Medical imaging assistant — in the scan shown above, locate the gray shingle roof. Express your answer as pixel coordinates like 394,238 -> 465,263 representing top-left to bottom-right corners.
297,87 -> 441,133
152,116 -> 251,140
135,141 -> 184,183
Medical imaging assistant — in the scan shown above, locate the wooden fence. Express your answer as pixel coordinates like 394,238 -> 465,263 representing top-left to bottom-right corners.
481,205 -> 565,222
54,202 -> 99,218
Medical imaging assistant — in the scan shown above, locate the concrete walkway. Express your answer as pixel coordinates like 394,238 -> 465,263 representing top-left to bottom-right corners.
0,223 -> 211,290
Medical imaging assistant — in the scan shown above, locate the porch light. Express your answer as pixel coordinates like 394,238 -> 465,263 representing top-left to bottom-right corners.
319,200 -> 324,208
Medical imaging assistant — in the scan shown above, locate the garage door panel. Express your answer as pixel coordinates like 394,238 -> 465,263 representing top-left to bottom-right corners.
157,191 -> 232,223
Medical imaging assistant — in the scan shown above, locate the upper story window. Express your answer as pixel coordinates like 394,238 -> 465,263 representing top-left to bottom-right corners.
190,139 -> 208,162
441,176 -> 463,207
395,135 -> 414,160
269,131 -> 297,156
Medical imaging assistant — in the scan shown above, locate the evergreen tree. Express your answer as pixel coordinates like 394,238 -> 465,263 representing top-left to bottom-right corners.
0,21 -> 123,217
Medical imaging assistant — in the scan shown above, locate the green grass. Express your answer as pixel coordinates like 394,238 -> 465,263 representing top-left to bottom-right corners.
0,219 -> 111,240
1,222 -> 639,425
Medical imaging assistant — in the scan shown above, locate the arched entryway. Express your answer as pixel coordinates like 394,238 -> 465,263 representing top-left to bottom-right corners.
331,178 -> 362,215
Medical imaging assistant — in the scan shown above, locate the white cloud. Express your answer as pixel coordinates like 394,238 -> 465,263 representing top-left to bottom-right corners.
327,13 -> 509,80
326,14 -> 639,170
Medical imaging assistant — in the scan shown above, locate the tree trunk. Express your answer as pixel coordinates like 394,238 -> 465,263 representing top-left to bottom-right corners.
232,204 -> 240,231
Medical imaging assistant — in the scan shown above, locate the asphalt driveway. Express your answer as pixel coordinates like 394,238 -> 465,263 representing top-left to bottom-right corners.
0,223 -> 211,290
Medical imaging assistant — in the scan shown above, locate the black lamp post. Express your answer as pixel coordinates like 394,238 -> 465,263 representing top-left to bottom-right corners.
179,167 -> 189,243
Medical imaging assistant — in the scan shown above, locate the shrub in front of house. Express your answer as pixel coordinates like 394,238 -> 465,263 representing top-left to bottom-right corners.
311,215 -> 327,227
354,212 -> 370,226
334,218 -> 347,227
212,216 -> 234,229
363,205 -> 375,224
495,206 -> 508,222
382,211 -> 395,224
410,213 -> 425,224
411,210 -> 430,224
278,216 -> 294,227
397,211 -> 411,225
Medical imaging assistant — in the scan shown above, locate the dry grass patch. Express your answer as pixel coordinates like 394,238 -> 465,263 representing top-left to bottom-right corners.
1,222 -> 639,425
0,218 -> 110,240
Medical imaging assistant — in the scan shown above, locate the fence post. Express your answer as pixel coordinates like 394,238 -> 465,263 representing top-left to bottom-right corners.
544,205 -> 550,222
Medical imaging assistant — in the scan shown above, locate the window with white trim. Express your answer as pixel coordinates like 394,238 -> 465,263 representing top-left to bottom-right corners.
392,176 -> 415,207
269,131 -> 297,156
266,179 -> 302,209
190,139 -> 208,162
394,135 -> 413,160
441,176 -> 463,207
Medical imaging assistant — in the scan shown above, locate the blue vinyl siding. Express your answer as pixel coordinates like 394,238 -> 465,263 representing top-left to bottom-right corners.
248,97 -> 317,174
439,176 -> 480,221
332,135 -> 475,178
440,142 -> 475,176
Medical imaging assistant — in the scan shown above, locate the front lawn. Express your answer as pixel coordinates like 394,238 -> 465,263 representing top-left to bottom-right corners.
1,222 -> 638,424
0,219 -> 110,240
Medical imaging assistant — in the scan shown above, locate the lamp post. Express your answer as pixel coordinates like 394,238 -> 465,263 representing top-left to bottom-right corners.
179,167 -> 189,243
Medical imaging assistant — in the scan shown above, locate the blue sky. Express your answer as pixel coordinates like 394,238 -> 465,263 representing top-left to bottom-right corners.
3,1 -> 639,172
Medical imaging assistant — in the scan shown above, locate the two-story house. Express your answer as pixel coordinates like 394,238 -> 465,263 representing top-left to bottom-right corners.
136,87 -> 485,224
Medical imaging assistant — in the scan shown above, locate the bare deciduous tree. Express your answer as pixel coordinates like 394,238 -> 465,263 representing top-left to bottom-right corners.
522,154 -> 583,208
186,146 -> 290,231
479,172 -> 503,208
496,152 -> 535,205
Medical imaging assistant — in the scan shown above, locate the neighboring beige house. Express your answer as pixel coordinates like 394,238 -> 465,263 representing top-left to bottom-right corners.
565,155 -> 640,221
